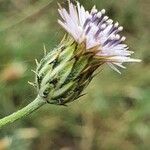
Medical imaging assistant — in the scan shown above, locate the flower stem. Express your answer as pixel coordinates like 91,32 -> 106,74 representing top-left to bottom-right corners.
0,95 -> 46,129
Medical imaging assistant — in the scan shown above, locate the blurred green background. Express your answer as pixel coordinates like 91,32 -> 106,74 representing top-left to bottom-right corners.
0,0 -> 149,150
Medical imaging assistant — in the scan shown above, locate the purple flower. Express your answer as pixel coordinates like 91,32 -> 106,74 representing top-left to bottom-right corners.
58,2 -> 141,73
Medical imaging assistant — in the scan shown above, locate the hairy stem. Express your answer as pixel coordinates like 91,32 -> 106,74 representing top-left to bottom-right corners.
0,95 -> 46,129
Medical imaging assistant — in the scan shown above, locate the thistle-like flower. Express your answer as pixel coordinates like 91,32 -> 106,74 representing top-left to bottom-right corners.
0,1 -> 142,129
34,2 -> 141,105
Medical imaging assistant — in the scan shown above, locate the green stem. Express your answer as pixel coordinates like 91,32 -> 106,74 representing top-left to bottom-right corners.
0,95 -> 46,129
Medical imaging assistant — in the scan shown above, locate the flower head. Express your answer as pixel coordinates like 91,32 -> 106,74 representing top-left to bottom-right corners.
58,2 -> 141,73
33,1 -> 141,105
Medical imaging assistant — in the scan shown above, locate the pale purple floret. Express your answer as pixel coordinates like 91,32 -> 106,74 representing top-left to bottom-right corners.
58,2 -> 141,73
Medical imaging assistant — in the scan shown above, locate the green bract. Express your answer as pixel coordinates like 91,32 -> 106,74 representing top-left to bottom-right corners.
35,36 -> 102,105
